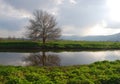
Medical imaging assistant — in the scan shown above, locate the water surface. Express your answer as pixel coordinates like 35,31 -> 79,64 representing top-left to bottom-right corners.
0,50 -> 120,66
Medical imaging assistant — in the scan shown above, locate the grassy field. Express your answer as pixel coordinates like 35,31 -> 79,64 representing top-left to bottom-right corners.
0,40 -> 120,50
46,40 -> 120,49
0,60 -> 120,84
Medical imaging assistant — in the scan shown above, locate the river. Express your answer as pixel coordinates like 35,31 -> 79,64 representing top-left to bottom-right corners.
0,50 -> 120,66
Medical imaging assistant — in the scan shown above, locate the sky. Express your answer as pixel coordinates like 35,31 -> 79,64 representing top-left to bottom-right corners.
0,0 -> 120,38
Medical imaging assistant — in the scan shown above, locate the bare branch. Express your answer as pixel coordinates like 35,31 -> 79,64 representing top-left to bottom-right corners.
25,10 -> 61,43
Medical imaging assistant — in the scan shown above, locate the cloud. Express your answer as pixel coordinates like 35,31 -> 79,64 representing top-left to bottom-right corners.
56,0 -> 112,36
106,21 -> 120,28
69,0 -> 77,4
0,0 -> 31,19
58,0 -> 108,27
4,0 -> 59,12
62,25 -> 88,36
0,0 -> 63,38
0,0 -> 120,37
52,0 -> 65,5
84,21 -> 120,36
0,28 -> 25,37
0,0 -> 31,30
0,0 -> 32,37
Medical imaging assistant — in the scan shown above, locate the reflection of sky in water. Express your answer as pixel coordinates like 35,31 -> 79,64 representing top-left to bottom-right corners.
0,52 -> 29,66
50,50 -> 120,66
0,50 -> 120,66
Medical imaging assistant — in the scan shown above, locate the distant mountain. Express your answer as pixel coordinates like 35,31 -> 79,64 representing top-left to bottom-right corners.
61,33 -> 120,41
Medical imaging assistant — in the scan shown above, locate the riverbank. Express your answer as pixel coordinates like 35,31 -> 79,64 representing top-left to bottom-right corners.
0,60 -> 120,84
0,40 -> 120,50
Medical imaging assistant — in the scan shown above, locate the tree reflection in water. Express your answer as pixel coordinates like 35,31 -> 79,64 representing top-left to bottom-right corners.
24,51 -> 61,66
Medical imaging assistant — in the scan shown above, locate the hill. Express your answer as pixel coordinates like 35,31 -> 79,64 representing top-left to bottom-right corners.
61,33 -> 120,41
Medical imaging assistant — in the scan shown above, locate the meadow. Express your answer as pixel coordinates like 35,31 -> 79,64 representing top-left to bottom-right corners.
0,40 -> 120,50
0,60 -> 120,84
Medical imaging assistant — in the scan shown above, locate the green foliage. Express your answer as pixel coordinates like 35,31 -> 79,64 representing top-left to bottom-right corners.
0,60 -> 120,84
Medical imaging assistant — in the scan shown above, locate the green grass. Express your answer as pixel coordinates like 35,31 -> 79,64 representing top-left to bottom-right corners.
0,41 -> 40,49
0,60 -> 120,84
0,40 -> 120,50
45,40 -> 120,49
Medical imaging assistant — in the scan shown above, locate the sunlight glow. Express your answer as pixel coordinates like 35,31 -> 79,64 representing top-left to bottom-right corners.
85,21 -> 120,36
89,22 -> 108,35
107,0 -> 120,22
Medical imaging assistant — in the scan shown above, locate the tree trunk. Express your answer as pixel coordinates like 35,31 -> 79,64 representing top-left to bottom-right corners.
42,37 -> 46,49
42,51 -> 46,66
43,38 -> 45,44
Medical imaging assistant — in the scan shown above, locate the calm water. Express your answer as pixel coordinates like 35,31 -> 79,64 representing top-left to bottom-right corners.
0,50 -> 120,66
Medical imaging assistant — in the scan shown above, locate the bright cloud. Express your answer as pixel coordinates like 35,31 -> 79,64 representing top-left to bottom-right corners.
107,0 -> 120,22
69,0 -> 77,4
84,21 -> 120,36
52,0 -> 65,5
62,25 -> 86,36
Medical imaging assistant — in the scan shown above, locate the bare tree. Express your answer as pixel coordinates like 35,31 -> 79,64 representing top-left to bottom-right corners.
26,10 -> 61,44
